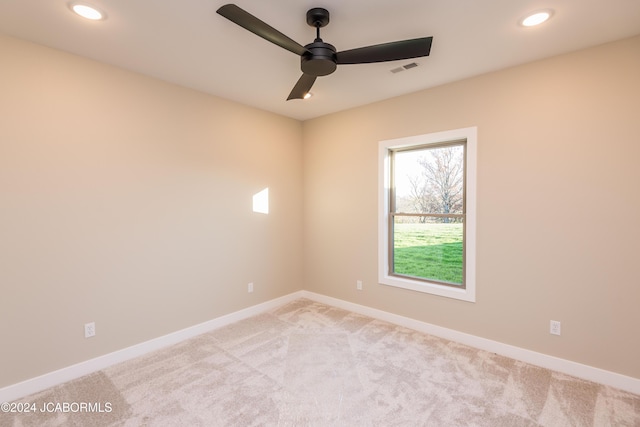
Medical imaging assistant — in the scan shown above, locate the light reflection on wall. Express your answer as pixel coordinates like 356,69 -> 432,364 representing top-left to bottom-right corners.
252,188 -> 269,214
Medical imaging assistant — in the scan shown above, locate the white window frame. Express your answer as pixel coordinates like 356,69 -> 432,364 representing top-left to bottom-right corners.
378,127 -> 477,302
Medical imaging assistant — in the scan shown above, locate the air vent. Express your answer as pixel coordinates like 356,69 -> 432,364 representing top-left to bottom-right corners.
390,62 -> 419,74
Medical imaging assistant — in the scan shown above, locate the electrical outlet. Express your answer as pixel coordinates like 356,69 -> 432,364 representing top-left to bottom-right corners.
356,280 -> 363,291
248,282 -> 254,293
550,320 -> 561,336
84,322 -> 96,338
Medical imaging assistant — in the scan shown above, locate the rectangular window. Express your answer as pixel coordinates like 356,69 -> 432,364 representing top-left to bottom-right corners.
379,128 -> 476,302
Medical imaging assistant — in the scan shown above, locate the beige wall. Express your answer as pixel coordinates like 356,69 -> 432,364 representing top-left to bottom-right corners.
303,35 -> 640,379
0,35 -> 303,388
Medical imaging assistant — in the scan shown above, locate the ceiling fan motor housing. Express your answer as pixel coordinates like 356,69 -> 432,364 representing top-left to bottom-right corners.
301,41 -> 337,76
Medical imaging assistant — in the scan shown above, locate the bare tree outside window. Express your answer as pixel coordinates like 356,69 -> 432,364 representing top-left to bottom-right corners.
420,146 -> 464,217
396,145 -> 464,222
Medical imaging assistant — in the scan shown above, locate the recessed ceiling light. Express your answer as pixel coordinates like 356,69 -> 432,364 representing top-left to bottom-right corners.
303,92 -> 313,100
70,3 -> 106,20
520,9 -> 553,27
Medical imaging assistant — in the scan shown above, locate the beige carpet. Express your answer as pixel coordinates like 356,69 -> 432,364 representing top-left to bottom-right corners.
2,298 -> 639,426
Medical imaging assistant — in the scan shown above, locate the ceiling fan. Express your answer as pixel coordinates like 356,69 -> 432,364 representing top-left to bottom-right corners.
217,4 -> 433,100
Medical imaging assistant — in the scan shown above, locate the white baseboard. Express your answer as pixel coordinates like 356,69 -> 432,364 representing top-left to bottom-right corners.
0,291 -> 305,403
2,289 -> 638,402
300,290 -> 640,395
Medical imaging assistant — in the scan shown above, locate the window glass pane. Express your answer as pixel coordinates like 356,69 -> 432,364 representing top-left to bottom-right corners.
392,216 -> 463,285
393,144 -> 464,215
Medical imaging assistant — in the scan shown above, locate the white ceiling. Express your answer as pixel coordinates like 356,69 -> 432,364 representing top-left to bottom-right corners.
1,0 -> 639,121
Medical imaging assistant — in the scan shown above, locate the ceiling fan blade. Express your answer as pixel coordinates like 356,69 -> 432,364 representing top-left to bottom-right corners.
217,4 -> 309,56
336,37 -> 433,64
287,74 -> 317,100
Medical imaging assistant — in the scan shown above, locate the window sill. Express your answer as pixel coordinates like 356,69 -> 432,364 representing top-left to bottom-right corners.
379,273 -> 475,302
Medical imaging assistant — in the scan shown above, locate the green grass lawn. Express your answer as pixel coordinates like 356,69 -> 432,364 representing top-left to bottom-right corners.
393,222 -> 463,285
